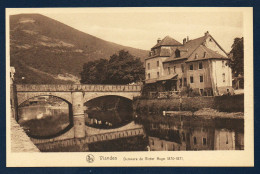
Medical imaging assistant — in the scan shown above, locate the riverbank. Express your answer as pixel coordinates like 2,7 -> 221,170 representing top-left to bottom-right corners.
134,94 -> 244,114
11,117 -> 40,152
163,108 -> 243,119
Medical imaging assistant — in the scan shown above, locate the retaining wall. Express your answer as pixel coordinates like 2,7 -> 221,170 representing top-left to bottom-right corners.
134,94 -> 244,113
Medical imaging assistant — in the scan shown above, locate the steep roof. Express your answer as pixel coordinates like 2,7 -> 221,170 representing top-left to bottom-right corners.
164,34 -> 228,63
152,36 -> 182,49
186,45 -> 227,62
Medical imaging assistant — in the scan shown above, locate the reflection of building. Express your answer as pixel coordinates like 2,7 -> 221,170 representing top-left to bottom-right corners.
235,132 -> 244,150
145,31 -> 233,96
149,137 -> 186,151
146,119 -> 243,151
189,128 -> 215,151
214,129 -> 235,150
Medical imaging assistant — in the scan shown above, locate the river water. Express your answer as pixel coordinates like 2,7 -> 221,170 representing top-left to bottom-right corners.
17,95 -> 244,151
137,114 -> 244,151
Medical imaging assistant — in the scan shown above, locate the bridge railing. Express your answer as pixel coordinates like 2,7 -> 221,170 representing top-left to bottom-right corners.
15,84 -> 142,92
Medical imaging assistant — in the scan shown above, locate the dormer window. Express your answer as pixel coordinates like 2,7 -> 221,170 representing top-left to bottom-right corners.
195,53 -> 199,59
203,52 -> 207,58
175,49 -> 180,58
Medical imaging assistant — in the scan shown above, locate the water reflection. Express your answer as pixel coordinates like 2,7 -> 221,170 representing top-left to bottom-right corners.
18,96 -> 71,138
139,115 -> 244,151
85,96 -> 133,129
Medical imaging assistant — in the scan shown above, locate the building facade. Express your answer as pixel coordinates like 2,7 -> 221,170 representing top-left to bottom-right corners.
144,32 -> 233,96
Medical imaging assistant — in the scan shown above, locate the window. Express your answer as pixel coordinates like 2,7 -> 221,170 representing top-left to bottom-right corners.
222,60 -> 225,68
161,142 -> 164,148
157,72 -> 160,78
175,49 -> 180,58
168,67 -> 171,74
200,75 -> 203,83
190,76 -> 194,83
157,61 -> 159,67
181,64 -> 184,73
174,66 -> 176,73
222,73 -> 226,82
184,78 -> 187,86
195,53 -> 199,59
200,89 -> 204,96
203,138 -> 207,145
179,79 -> 182,87
194,137 -> 197,145
189,64 -> 193,70
199,62 -> 203,69
148,73 -> 150,79
182,132 -> 186,141
148,63 -> 150,70
226,134 -> 229,144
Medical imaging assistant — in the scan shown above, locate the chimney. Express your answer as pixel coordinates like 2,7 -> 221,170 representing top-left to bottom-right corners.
183,38 -> 187,45
187,36 -> 189,42
204,31 -> 209,36
157,38 -> 161,43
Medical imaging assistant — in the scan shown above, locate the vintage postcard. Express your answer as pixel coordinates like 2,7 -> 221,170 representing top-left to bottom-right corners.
6,7 -> 253,167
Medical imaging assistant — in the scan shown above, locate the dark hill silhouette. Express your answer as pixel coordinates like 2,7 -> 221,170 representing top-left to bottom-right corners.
10,14 -> 148,84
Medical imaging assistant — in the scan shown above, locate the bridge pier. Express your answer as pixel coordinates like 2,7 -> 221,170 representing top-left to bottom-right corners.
72,92 -> 86,138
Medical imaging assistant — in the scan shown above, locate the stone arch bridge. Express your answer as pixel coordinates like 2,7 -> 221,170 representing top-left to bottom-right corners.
16,84 -> 141,106
13,84 -> 143,147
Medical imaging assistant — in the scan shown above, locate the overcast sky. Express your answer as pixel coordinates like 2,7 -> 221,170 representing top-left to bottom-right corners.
10,8 -> 244,52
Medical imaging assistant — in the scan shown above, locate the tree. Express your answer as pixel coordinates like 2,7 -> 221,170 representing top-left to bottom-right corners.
80,50 -> 145,84
230,37 -> 244,77
80,59 -> 108,84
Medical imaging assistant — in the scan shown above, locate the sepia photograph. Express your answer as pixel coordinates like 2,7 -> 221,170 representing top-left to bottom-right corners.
6,7 -> 253,167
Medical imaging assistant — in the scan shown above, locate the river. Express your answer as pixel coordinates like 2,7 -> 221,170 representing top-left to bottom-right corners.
17,95 -> 244,151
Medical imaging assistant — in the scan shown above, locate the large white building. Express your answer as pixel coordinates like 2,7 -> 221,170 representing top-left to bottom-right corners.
144,31 -> 233,96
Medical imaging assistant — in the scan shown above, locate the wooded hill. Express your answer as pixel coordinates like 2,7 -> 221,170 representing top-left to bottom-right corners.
10,14 -> 148,84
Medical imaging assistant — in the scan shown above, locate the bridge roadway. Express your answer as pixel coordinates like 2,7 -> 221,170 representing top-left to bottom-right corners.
13,84 -> 143,148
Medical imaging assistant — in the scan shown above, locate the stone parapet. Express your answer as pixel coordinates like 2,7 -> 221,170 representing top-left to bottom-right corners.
16,84 -> 142,92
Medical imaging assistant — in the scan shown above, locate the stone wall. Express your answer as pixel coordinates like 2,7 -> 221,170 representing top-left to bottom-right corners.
11,117 -> 40,152
134,94 -> 244,113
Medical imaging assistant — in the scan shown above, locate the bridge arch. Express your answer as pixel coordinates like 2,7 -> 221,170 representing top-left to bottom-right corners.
17,92 -> 72,106
83,92 -> 136,103
16,94 -> 74,139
